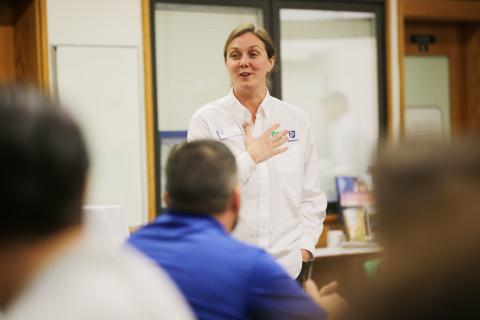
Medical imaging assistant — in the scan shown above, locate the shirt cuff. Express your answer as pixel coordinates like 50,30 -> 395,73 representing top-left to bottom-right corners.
237,151 -> 256,184
300,237 -> 317,261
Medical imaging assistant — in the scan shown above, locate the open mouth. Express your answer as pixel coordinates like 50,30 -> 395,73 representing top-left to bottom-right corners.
240,72 -> 252,77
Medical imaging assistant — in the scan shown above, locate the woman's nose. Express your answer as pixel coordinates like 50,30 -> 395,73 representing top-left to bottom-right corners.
239,56 -> 249,67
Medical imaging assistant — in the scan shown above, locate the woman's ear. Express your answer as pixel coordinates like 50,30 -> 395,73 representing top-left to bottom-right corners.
268,55 -> 276,72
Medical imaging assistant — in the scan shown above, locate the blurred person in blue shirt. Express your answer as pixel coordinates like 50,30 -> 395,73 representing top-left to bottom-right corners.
128,140 -> 346,320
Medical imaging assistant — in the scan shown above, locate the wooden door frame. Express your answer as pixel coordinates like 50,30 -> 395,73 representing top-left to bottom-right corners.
142,0 -> 157,221
397,0 -> 480,138
35,0 -> 49,90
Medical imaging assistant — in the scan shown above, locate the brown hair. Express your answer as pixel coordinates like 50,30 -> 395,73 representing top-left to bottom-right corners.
223,23 -> 276,61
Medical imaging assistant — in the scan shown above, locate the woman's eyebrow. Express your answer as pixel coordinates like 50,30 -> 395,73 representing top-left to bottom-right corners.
228,45 -> 262,51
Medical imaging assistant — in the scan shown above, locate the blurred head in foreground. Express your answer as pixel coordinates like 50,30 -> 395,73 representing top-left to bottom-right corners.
0,84 -> 89,307
354,139 -> 480,320
0,85 -> 194,320
0,85 -> 89,243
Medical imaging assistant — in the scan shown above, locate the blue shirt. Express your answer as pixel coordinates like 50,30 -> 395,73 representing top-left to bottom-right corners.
128,210 -> 326,320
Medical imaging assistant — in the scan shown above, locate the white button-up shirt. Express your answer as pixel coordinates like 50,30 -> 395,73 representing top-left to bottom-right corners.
188,90 -> 327,277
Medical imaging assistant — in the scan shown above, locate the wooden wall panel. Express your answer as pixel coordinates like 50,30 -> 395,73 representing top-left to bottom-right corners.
0,26 -> 16,82
0,0 -> 15,82
0,0 -> 48,87
397,0 -> 406,138
465,26 -> 480,132
0,0 -> 13,24
34,0 -> 49,90
14,0 -> 39,84
403,0 -> 480,22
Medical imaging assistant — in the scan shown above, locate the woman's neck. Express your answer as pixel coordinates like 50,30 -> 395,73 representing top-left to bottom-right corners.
233,87 -> 267,123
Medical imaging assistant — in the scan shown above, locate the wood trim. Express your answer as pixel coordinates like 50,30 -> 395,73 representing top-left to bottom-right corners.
397,0 -> 406,139
324,214 -> 339,224
142,0 -> 157,221
385,0 -> 393,142
0,25 -> 16,82
465,26 -> 480,132
34,0 -> 49,91
403,0 -> 480,22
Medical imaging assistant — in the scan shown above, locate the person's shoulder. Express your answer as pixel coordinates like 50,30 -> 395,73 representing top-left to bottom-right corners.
7,242 -> 193,320
191,95 -> 230,120
270,96 -> 309,121
77,242 -> 193,318
85,245 -> 194,319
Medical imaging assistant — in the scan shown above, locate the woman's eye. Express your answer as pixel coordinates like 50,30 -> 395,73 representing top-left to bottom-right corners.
249,52 -> 259,57
230,53 -> 240,59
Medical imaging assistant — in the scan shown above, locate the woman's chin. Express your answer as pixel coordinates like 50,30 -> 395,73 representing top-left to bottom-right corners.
234,81 -> 260,92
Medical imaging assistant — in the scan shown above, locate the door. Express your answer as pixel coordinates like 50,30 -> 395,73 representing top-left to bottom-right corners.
404,22 -> 466,140
403,18 -> 480,139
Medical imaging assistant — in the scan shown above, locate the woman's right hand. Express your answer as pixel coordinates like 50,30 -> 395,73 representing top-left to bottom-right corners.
243,123 -> 288,164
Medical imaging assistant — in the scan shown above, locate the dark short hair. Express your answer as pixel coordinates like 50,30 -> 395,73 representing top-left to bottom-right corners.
166,140 -> 237,214
0,85 -> 89,243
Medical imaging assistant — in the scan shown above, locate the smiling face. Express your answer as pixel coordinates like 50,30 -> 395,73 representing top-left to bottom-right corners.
225,32 -> 275,96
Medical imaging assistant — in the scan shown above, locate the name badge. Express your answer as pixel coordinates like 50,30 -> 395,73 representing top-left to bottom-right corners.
216,125 -> 243,140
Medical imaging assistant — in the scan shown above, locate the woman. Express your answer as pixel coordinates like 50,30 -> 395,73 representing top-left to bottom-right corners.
188,23 -> 326,279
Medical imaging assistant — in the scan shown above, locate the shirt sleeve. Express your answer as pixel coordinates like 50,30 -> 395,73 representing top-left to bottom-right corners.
247,251 -> 327,320
187,113 -> 212,141
299,119 -> 327,257
188,113 -> 256,185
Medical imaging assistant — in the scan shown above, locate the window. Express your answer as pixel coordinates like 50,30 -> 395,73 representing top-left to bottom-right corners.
153,2 -> 265,209
152,0 -> 386,213
279,8 -> 381,203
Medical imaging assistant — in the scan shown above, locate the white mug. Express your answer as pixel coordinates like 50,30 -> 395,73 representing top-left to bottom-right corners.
327,230 -> 345,248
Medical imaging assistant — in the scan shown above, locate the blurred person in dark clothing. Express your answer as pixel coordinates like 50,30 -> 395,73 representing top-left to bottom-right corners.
346,139 -> 480,320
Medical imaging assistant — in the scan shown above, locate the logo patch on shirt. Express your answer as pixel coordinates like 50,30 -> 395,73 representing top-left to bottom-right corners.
288,130 -> 298,142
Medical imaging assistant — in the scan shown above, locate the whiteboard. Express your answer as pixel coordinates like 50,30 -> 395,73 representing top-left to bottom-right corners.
54,45 -> 146,226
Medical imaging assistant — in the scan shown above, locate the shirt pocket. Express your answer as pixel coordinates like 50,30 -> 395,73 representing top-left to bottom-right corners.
274,142 -> 303,174
273,143 -> 303,207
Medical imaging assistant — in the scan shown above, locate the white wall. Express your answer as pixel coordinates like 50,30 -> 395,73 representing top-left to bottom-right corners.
47,0 -> 141,46
47,0 -> 148,226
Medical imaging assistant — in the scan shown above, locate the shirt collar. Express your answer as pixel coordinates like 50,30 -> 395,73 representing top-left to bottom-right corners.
227,88 -> 272,124
160,208 -> 228,234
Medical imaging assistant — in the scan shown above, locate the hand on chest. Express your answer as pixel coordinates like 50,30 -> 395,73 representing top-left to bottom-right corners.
216,121 -> 303,166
